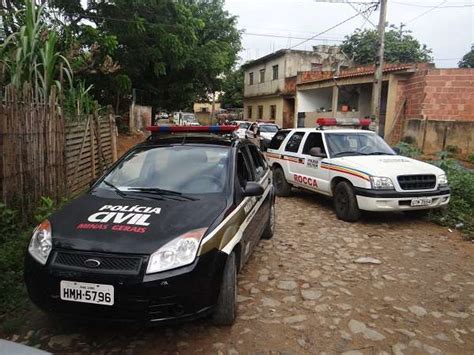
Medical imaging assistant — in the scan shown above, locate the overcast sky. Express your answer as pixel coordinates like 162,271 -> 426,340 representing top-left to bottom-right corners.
224,0 -> 474,68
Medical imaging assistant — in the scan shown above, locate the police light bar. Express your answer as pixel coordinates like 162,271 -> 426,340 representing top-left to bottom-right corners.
146,125 -> 238,134
316,118 -> 371,127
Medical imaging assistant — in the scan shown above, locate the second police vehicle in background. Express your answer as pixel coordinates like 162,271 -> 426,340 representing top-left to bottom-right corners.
266,118 -> 450,222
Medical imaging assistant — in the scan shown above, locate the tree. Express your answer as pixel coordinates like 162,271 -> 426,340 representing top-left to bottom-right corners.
220,68 -> 243,109
459,47 -> 474,68
341,24 -> 432,65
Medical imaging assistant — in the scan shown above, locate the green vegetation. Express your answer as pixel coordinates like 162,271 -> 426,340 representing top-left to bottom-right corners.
341,24 -> 432,65
394,141 -> 421,158
458,47 -> 474,68
220,68 -> 244,109
0,197 -> 63,331
429,159 -> 474,240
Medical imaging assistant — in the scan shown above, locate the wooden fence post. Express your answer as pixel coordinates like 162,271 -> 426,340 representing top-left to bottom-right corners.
108,105 -> 118,162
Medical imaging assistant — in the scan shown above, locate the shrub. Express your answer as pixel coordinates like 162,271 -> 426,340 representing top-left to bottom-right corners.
429,159 -> 474,240
395,141 -> 421,158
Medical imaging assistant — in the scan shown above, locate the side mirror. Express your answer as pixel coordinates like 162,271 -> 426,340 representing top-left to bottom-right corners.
243,182 -> 264,197
392,147 -> 401,155
309,147 -> 327,158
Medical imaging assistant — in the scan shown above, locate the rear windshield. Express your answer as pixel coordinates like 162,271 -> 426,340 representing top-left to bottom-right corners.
100,146 -> 229,194
259,124 -> 278,133
268,130 -> 290,150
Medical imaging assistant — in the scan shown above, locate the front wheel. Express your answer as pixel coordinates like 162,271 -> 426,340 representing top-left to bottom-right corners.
334,181 -> 361,222
212,252 -> 237,326
261,202 -> 275,239
273,168 -> 292,197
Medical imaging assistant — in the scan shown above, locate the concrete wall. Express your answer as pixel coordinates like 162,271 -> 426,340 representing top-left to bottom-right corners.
404,119 -> 474,154
243,96 -> 284,127
130,104 -> 152,132
297,87 -> 332,112
244,48 -> 352,98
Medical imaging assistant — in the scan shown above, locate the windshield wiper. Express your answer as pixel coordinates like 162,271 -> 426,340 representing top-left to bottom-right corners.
126,188 -> 198,201
103,180 -> 128,198
366,151 -> 394,155
332,151 -> 368,158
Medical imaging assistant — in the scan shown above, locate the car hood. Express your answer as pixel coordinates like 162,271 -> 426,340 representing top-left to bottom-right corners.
332,155 -> 444,177
49,193 -> 227,255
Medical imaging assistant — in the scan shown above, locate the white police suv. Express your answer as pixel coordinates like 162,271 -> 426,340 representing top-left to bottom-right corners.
266,118 -> 450,222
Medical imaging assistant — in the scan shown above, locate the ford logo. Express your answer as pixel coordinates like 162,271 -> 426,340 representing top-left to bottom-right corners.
84,259 -> 101,268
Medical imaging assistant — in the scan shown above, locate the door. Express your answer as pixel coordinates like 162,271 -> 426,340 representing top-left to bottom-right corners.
296,132 -> 330,193
235,146 -> 259,264
246,144 -> 272,245
281,131 -> 306,187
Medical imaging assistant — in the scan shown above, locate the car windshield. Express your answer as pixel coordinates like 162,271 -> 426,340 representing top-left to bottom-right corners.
325,132 -> 395,158
182,114 -> 196,121
98,146 -> 230,194
239,122 -> 250,129
259,125 -> 278,133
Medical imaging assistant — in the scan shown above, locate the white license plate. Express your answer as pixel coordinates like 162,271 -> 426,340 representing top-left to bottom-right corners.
60,281 -> 114,306
410,197 -> 433,207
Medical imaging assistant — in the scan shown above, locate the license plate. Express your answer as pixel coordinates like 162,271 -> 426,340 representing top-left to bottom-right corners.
60,281 -> 114,306
410,197 -> 432,207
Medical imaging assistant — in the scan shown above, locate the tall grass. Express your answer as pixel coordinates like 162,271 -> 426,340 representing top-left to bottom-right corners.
1,0 -> 72,102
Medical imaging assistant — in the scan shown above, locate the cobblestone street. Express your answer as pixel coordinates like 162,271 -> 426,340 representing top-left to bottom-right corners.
13,191 -> 474,354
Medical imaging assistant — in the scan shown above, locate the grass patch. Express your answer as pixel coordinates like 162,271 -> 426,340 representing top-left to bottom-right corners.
428,159 -> 474,240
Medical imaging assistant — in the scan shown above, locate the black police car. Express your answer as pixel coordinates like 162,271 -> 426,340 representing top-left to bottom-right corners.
25,125 -> 275,325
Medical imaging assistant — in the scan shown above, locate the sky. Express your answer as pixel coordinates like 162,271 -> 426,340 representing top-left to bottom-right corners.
224,0 -> 474,68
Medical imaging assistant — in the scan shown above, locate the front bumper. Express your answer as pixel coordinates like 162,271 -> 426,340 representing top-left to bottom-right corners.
24,249 -> 227,323
354,187 -> 451,211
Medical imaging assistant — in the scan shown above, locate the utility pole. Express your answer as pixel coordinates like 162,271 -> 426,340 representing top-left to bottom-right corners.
371,0 -> 388,137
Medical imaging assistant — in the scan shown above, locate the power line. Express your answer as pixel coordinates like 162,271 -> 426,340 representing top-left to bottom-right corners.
289,2 -> 379,49
393,1 -> 474,8
406,0 -> 448,24
243,32 -> 344,42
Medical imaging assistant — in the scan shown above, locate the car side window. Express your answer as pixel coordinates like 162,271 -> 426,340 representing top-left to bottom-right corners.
269,130 -> 290,150
236,148 -> 254,189
302,132 -> 326,155
285,132 -> 305,153
247,145 -> 268,181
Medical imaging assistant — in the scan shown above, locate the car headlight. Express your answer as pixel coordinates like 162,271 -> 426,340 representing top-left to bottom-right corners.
438,174 -> 448,186
370,176 -> 394,190
28,220 -> 52,265
146,228 -> 208,274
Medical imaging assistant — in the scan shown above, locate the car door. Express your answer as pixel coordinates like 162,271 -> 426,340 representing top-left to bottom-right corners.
234,145 -> 258,264
246,144 -> 272,247
281,131 -> 306,187
295,132 -> 331,193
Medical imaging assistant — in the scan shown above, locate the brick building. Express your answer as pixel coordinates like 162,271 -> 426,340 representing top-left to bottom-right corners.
296,63 -> 474,154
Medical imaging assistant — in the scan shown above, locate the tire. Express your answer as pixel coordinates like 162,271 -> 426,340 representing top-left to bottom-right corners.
261,201 -> 275,240
212,252 -> 237,326
273,167 -> 292,197
334,181 -> 361,222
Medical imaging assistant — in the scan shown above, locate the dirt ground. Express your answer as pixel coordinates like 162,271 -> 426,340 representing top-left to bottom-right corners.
5,190 -> 474,354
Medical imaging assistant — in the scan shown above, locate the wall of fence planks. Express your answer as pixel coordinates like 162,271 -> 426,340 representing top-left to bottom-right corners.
65,115 -> 116,197
0,86 -> 65,214
0,86 -> 117,215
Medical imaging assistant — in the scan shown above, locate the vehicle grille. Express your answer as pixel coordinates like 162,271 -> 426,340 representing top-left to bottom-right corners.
397,174 -> 436,190
51,251 -> 142,275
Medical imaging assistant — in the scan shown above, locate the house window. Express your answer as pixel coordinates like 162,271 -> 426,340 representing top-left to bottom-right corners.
201,107 -> 208,113
272,65 -> 279,80
311,63 -> 323,72
249,72 -> 254,85
259,69 -> 265,83
247,106 -> 252,119
258,105 -> 263,120
270,105 -> 276,120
